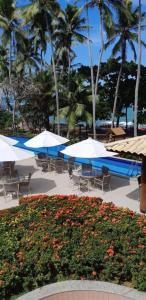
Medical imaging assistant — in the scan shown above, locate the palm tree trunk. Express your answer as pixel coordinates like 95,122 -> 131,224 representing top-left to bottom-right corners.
134,0 -> 141,137
111,63 -> 123,127
9,32 -> 12,85
45,13 -> 60,135
86,1 -> 96,139
94,9 -> 104,97
67,44 -> 71,90
51,40 -> 60,135
40,49 -> 43,71
12,99 -> 16,134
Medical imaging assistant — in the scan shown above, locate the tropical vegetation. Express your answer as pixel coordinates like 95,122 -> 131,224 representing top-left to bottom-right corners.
0,0 -> 145,137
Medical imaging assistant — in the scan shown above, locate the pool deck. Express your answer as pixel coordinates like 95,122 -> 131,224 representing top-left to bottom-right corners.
0,157 -> 141,213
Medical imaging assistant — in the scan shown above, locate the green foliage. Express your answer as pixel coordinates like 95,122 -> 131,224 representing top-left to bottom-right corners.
0,110 -> 13,129
0,195 -> 146,298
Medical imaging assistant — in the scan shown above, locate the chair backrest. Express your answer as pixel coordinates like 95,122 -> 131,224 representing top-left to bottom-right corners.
3,181 -> 18,193
20,173 -> 31,183
82,163 -> 92,172
79,176 -> 88,184
102,166 -> 109,175
37,153 -> 48,159
72,173 -> 79,185
103,174 -> 111,184
35,158 -> 43,167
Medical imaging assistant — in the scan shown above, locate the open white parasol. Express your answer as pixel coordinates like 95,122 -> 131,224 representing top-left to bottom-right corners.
0,139 -> 34,162
61,138 -> 117,158
24,130 -> 69,148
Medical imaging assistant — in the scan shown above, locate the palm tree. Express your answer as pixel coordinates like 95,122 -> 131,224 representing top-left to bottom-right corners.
0,0 -> 26,131
59,72 -> 92,138
85,0 -> 124,137
85,0 -> 96,139
0,0 -> 25,84
22,0 -> 61,134
134,0 -> 141,137
105,0 -> 146,127
14,37 -> 41,77
53,4 -> 87,87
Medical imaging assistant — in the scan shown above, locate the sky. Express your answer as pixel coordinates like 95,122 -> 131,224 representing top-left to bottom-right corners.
17,0 -> 146,66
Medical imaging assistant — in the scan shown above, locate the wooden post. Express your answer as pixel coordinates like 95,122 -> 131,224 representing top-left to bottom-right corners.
140,156 -> 146,213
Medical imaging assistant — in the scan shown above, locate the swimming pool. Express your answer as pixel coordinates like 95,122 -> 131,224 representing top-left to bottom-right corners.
12,136 -> 141,177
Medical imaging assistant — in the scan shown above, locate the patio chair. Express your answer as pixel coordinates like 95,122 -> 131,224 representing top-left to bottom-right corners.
102,166 -> 109,176
79,176 -> 89,191
35,158 -> 44,168
94,174 -> 111,192
3,181 -> 19,199
82,163 -> 92,172
19,173 -> 32,194
55,159 -> 64,173
37,152 -> 48,159
72,173 -> 79,188
50,158 -> 56,171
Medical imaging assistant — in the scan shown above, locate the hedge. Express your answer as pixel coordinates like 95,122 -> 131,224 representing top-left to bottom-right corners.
0,194 -> 146,299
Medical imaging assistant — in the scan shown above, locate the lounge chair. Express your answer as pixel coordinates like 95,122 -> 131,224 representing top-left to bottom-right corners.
94,174 -> 111,192
109,127 -> 126,142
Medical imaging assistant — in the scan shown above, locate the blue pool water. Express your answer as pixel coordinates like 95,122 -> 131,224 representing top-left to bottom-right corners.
12,136 -> 141,177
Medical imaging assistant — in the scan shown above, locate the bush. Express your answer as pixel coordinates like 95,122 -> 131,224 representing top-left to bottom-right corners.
0,194 -> 146,299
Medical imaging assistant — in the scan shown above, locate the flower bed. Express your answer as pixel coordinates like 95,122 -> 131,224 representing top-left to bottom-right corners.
0,194 -> 146,298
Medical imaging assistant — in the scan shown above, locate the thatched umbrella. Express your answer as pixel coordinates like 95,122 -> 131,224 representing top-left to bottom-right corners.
106,135 -> 146,213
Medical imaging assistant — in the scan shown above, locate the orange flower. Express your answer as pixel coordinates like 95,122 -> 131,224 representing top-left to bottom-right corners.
107,246 -> 114,257
138,244 -> 145,249
92,271 -> 97,276
139,261 -> 145,266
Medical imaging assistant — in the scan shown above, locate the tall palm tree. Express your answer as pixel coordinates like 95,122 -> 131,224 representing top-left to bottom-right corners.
0,0 -> 25,84
105,0 -> 146,127
85,0 -> 96,139
22,0 -> 61,134
86,0 -> 124,137
0,0 -> 25,131
134,0 -> 141,137
53,4 -> 87,87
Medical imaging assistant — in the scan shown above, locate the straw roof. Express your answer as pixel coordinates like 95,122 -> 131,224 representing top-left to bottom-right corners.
105,135 -> 146,156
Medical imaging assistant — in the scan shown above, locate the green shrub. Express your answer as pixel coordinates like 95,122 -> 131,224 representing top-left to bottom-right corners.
0,195 -> 145,299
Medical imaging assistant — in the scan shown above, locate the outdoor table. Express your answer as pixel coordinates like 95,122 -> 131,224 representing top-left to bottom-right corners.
74,169 -> 102,178
73,169 -> 102,190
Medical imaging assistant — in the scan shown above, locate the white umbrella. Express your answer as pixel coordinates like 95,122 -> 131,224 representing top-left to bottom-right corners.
24,130 -> 69,148
0,139 -> 34,162
0,134 -> 18,145
61,138 -> 117,158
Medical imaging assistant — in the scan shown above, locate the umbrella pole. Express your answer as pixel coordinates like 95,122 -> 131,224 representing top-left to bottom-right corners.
140,156 -> 146,213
